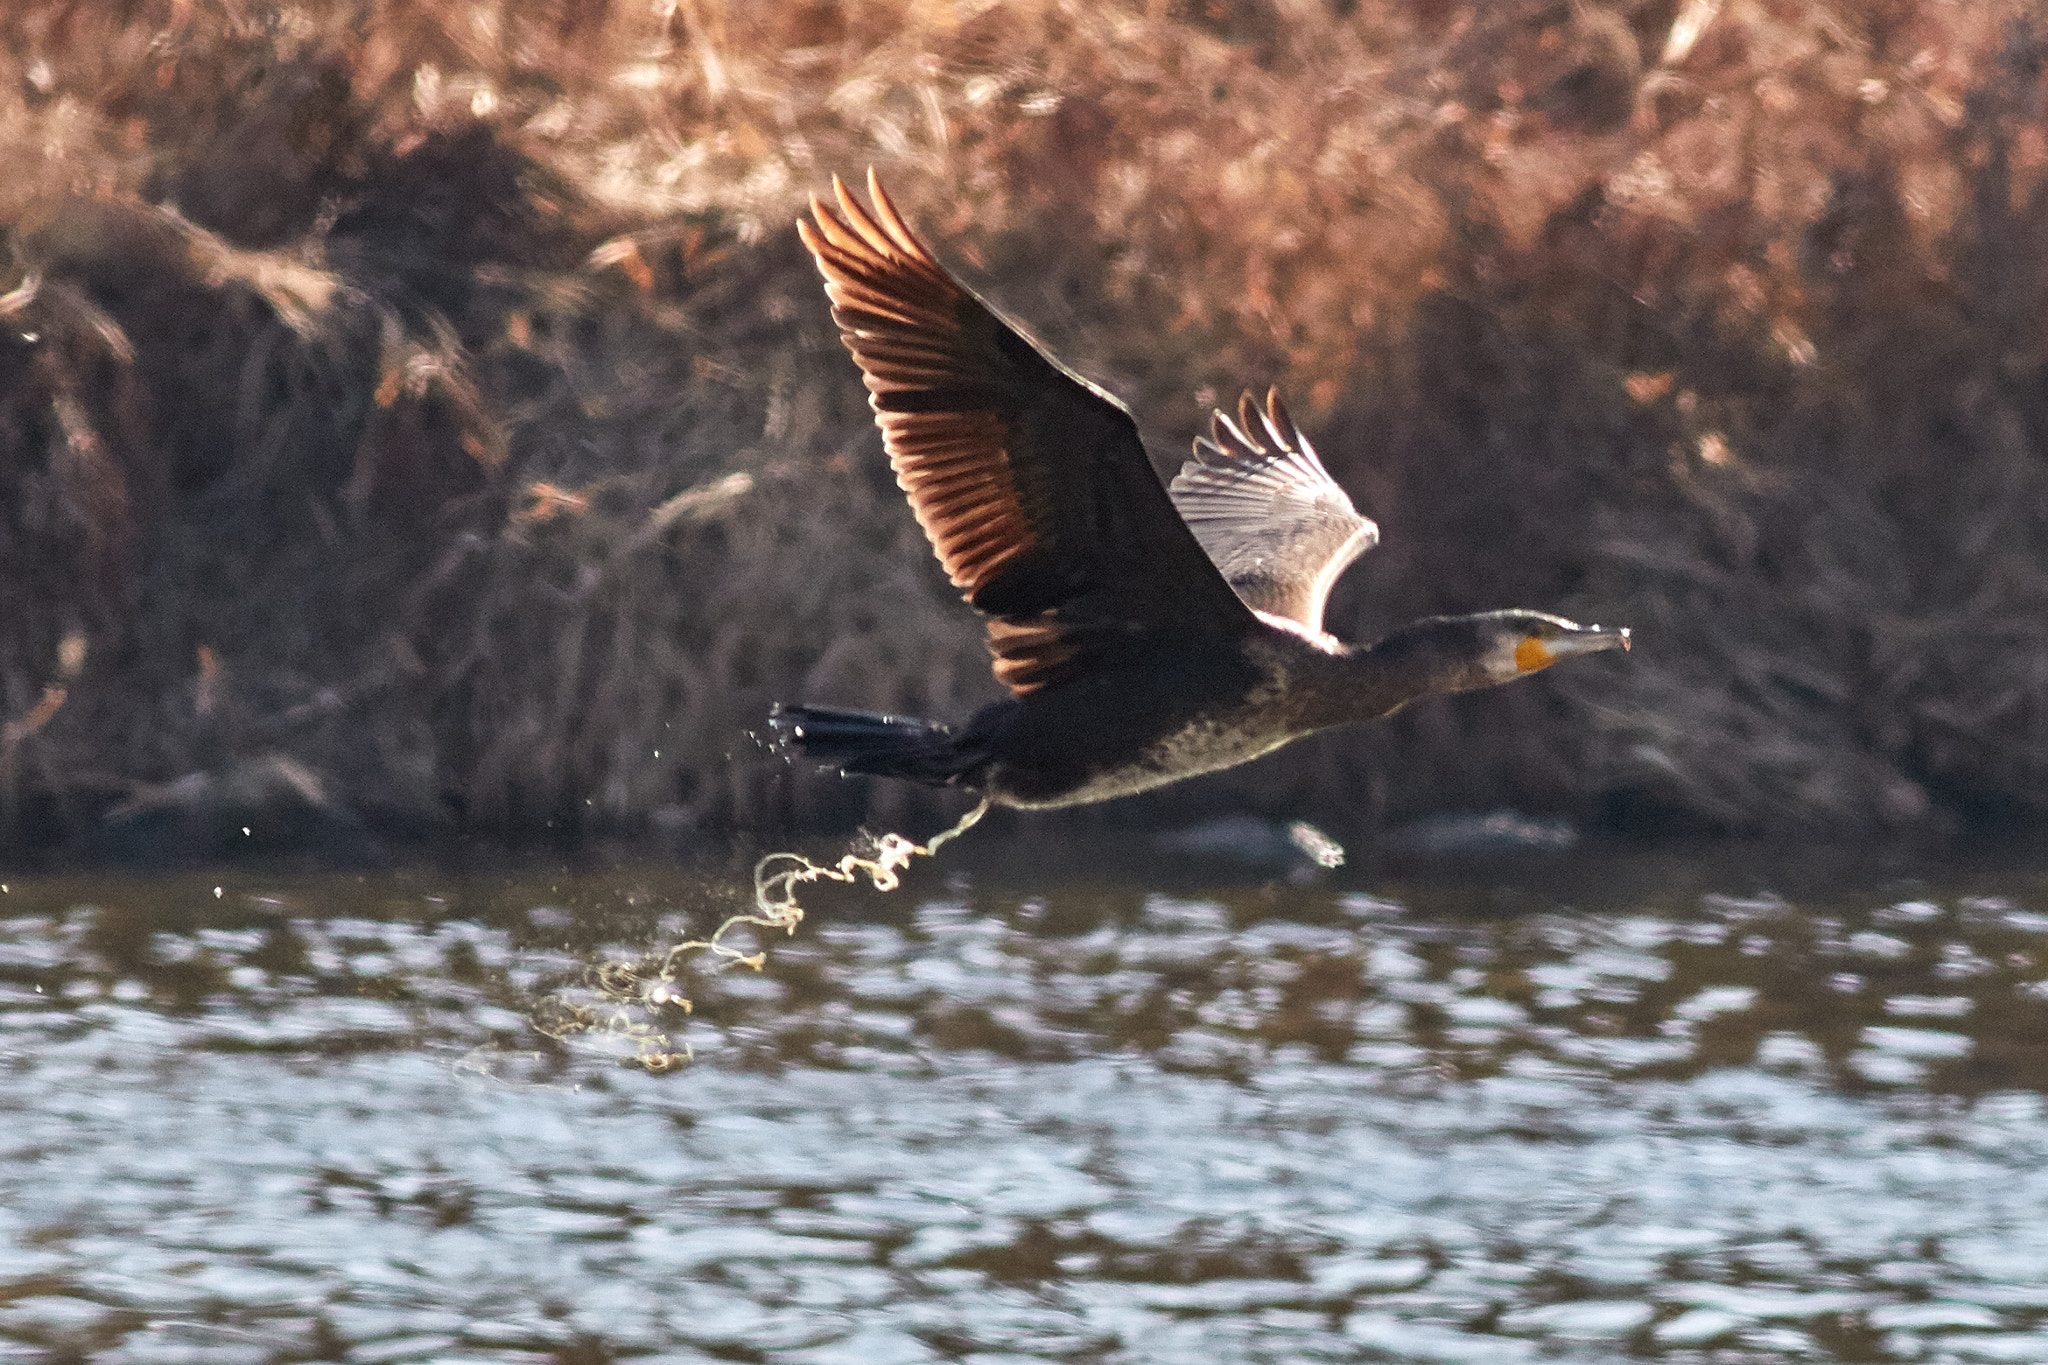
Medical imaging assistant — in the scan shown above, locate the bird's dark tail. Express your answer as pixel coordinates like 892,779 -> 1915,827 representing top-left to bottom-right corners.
767,704 -> 979,787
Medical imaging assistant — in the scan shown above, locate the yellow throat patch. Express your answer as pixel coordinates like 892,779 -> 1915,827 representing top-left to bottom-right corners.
1514,636 -> 1553,673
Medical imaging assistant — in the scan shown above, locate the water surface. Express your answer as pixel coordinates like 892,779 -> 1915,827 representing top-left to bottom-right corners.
2,853 -> 2047,1363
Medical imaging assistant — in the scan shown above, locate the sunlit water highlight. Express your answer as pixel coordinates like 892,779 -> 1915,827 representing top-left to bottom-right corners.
0,860 -> 2047,1363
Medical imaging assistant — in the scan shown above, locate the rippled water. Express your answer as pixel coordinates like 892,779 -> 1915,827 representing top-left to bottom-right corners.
3,852 -> 2048,1364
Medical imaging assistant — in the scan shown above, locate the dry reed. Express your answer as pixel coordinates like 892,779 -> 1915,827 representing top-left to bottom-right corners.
2,0 -> 2047,856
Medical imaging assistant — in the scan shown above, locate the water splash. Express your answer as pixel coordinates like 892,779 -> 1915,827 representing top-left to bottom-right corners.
540,800 -> 991,1071
1287,820 -> 1345,868
749,797 -> 990,947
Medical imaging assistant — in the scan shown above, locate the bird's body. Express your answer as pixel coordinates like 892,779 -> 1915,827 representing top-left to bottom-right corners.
772,173 -> 1630,810
803,631 -> 1299,809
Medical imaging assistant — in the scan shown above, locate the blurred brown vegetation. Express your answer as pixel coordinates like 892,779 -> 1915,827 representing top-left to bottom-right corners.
3,0 -> 2048,859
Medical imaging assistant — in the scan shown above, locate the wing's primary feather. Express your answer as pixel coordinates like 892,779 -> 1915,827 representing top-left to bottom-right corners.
802,171 -> 1256,694
1168,388 -> 1378,634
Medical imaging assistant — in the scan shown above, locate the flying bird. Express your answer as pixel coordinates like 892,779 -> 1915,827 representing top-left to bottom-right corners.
770,172 -> 1629,810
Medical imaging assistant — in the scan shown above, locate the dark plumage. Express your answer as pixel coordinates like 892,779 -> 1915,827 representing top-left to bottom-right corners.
771,172 -> 1630,810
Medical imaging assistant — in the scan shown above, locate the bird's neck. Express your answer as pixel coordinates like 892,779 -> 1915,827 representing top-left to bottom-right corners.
1302,622 -> 1490,727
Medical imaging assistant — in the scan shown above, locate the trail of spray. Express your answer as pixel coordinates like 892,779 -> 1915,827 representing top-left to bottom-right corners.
749,797 -> 989,946
533,800 -> 990,1071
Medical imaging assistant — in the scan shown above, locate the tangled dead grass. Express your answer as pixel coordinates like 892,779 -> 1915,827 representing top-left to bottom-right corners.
3,0 -> 2048,855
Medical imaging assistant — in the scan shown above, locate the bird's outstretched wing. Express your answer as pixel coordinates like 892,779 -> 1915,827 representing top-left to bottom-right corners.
1168,389 -> 1378,634
800,171 -> 1256,695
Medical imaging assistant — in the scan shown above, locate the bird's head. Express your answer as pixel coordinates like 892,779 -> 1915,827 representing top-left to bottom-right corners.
1365,609 -> 1631,704
1474,610 -> 1631,685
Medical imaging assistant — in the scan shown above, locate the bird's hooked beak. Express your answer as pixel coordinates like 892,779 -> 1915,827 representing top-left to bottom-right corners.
1515,624 -> 1631,672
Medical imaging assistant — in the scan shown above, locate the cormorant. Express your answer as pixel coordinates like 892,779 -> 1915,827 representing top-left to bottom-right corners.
770,172 -> 1629,810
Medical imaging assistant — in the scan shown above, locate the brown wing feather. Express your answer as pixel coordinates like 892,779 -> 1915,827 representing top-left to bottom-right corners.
801,171 -> 1255,694
1168,388 -> 1379,634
